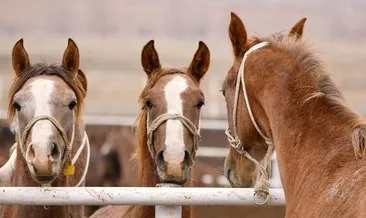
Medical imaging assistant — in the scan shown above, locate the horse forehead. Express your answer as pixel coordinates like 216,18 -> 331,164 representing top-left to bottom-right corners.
164,75 -> 189,93
29,76 -> 73,95
30,77 -> 55,90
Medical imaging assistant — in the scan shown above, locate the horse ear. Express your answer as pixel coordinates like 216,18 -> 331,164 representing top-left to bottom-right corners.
12,39 -> 31,77
289,17 -> 307,40
77,69 -> 88,94
229,12 -> 248,57
141,40 -> 161,77
188,41 -> 210,83
62,38 -> 80,78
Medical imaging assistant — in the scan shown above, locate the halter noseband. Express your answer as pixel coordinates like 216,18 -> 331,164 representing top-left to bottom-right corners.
17,115 -> 75,170
146,112 -> 200,159
225,41 -> 275,205
16,114 -> 90,187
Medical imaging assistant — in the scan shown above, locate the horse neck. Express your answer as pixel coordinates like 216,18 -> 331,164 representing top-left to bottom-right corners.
256,69 -> 359,199
138,146 -> 160,187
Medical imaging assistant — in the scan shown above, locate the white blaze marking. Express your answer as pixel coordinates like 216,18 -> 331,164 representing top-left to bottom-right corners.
163,75 -> 188,165
30,79 -> 55,148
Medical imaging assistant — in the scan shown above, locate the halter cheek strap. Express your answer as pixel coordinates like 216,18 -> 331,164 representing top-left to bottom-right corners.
146,111 -> 200,159
225,41 -> 275,205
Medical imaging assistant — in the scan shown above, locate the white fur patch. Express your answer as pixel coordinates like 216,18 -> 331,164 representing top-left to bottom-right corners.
0,149 -> 16,182
163,75 -> 188,165
30,79 -> 55,149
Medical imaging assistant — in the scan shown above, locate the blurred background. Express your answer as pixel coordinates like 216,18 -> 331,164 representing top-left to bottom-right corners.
0,0 -> 365,117
0,0 -> 365,217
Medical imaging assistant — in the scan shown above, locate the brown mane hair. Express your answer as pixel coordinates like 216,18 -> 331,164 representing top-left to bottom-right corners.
261,33 -> 366,158
8,64 -> 86,120
134,67 -> 198,183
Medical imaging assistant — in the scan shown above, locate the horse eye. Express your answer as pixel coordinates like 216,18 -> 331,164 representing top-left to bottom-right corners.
68,100 -> 77,110
196,100 -> 205,109
12,101 -> 21,111
144,99 -> 153,109
220,89 -> 226,97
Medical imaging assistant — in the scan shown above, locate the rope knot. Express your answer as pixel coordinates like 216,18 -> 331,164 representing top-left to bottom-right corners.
146,113 -> 200,159
225,128 -> 244,153
171,114 -> 180,119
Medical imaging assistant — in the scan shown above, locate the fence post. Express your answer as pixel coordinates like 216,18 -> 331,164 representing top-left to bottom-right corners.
155,183 -> 182,218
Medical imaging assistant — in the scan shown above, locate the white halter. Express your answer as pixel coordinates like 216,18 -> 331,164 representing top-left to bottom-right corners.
225,41 -> 274,205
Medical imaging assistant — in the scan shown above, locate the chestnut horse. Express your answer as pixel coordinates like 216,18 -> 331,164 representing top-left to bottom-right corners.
222,12 -> 366,217
90,40 -> 210,218
1,39 -> 90,218
224,15 -> 308,190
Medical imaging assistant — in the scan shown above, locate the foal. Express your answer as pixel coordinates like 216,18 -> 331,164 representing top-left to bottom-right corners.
1,39 -> 89,218
90,40 -> 210,218
224,13 -> 307,188
222,12 -> 366,217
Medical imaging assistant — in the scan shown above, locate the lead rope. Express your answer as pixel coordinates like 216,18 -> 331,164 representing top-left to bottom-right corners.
225,41 -> 275,205
71,131 -> 91,187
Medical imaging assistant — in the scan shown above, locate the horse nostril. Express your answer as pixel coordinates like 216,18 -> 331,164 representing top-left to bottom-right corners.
26,143 -> 36,164
181,150 -> 192,168
156,150 -> 166,170
225,168 -> 232,179
50,143 -> 60,160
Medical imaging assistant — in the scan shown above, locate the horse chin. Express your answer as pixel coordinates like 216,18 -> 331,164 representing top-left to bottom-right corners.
27,163 -> 60,186
157,167 -> 189,185
31,174 -> 58,186
227,170 -> 253,188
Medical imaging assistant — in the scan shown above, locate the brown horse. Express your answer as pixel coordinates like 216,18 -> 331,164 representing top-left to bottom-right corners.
1,39 -> 89,218
224,14 -> 307,188
222,12 -> 366,217
90,40 -> 210,218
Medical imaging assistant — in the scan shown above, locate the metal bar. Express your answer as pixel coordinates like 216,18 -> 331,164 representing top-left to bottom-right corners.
155,205 -> 182,218
155,183 -> 182,218
196,147 -> 228,158
0,187 -> 285,206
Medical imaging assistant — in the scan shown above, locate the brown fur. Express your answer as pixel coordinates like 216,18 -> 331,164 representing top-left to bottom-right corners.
223,12 -> 366,217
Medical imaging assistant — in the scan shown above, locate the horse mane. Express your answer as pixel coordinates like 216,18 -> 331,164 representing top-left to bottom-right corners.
263,33 -> 366,158
134,67 -> 196,183
8,64 -> 87,121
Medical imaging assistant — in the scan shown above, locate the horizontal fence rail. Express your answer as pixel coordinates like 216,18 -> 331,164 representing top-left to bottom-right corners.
0,187 -> 285,206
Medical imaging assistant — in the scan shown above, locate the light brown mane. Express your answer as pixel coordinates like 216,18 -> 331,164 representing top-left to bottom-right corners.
134,67 -> 196,183
261,34 -> 366,158
8,64 -> 86,120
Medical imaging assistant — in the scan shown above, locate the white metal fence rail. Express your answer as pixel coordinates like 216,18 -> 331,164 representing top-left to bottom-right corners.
0,187 -> 285,206
0,113 -> 285,217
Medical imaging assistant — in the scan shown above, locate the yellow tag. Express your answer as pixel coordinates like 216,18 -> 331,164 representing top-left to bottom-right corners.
63,164 -> 75,176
